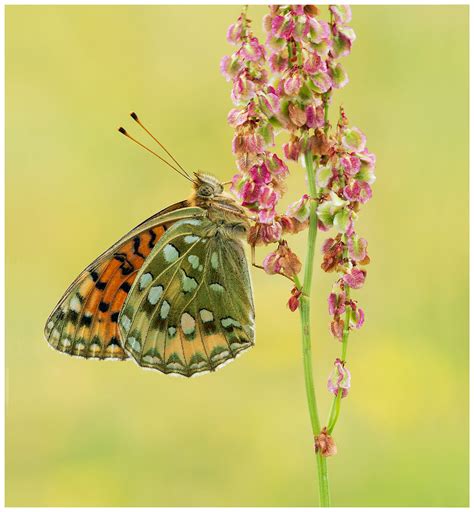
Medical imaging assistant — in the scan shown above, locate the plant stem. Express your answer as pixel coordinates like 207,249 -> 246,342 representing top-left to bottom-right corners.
299,150 -> 330,507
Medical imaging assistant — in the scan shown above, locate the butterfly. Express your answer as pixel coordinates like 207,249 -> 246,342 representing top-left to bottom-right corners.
44,113 -> 255,377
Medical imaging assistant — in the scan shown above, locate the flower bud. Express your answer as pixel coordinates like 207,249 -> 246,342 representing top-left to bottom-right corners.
288,286 -> 302,312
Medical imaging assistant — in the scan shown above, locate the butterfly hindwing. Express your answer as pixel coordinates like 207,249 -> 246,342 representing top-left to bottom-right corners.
119,216 -> 255,377
44,204 -> 205,360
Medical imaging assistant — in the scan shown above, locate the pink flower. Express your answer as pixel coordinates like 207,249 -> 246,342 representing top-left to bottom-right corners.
306,104 -> 325,128
286,194 -> 310,222
343,181 -> 372,204
311,72 -> 332,94
343,268 -> 366,289
240,37 -> 265,62
269,52 -> 289,73
308,18 -> 331,44
227,107 -> 248,127
330,318 -> 344,341
232,133 -> 265,155
292,15 -> 310,42
263,240 -> 301,278
321,236 -> 344,272
328,291 -> 346,316
266,153 -> 289,178
263,251 -> 281,274
231,74 -> 257,103
327,358 -> 351,397
348,236 -> 368,262
270,15 -> 285,37
249,163 -> 272,184
258,208 -> 276,224
260,221 -> 282,243
344,216 -> 354,237
283,137 -> 301,161
239,180 -> 261,204
220,55 -> 242,81
226,18 -> 244,44
258,184 -> 279,208
341,126 -> 366,153
288,286 -> 302,312
352,307 -> 365,329
329,5 -> 352,25
340,155 -> 361,177
280,17 -> 295,40
303,52 -> 326,74
258,90 -> 280,117
284,73 -> 303,95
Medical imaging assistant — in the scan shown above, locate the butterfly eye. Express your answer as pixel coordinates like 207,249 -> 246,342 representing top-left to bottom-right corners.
198,184 -> 214,197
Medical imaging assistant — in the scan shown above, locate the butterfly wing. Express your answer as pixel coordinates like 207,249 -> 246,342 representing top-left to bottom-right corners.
44,203 -> 206,360
119,216 -> 255,377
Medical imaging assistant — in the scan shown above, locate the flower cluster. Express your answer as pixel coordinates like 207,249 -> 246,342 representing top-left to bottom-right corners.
222,6 -> 376,410
318,108 -> 375,353
263,4 -> 355,162
221,12 -> 292,245
319,109 -> 375,398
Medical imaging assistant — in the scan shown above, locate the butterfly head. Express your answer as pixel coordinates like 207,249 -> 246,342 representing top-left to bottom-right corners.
193,172 -> 224,198
192,172 -> 249,232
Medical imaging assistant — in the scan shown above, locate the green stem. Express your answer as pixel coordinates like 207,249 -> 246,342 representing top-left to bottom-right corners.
299,151 -> 330,507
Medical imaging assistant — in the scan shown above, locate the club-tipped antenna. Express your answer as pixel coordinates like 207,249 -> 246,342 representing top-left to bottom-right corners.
129,112 -> 192,180
118,127 -> 193,182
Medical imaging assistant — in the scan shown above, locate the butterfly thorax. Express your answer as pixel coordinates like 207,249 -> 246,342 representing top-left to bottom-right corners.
190,172 -> 250,240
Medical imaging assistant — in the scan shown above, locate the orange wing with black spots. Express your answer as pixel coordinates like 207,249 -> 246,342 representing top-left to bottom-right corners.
44,201 -> 189,360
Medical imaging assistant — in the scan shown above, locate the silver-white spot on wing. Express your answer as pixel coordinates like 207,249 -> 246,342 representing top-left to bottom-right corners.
128,337 -> 141,352
221,317 -> 241,328
69,295 -> 81,312
160,300 -> 171,319
199,309 -> 214,323
181,313 -> 196,335
163,244 -> 179,263
139,272 -> 153,290
188,255 -> 200,269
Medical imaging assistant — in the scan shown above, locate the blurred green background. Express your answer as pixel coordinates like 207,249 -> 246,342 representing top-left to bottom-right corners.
6,5 -> 468,507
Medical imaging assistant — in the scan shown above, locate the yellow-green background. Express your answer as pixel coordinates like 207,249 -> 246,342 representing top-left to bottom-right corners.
6,5 -> 468,507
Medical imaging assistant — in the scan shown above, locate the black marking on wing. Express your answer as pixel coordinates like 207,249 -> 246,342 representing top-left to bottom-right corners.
80,315 -> 93,327
120,282 -> 131,293
133,236 -> 146,259
98,301 -> 110,312
148,229 -> 157,249
107,337 -> 121,347
114,253 -> 134,275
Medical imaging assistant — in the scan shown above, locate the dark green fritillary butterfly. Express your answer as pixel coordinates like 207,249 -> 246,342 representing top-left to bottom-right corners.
44,114 -> 255,377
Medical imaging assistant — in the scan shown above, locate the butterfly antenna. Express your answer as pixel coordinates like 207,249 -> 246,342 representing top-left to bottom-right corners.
129,112 -> 192,180
118,127 -> 193,182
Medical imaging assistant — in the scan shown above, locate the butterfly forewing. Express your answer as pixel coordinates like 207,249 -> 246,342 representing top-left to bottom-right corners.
44,204 -> 205,360
119,217 -> 255,377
